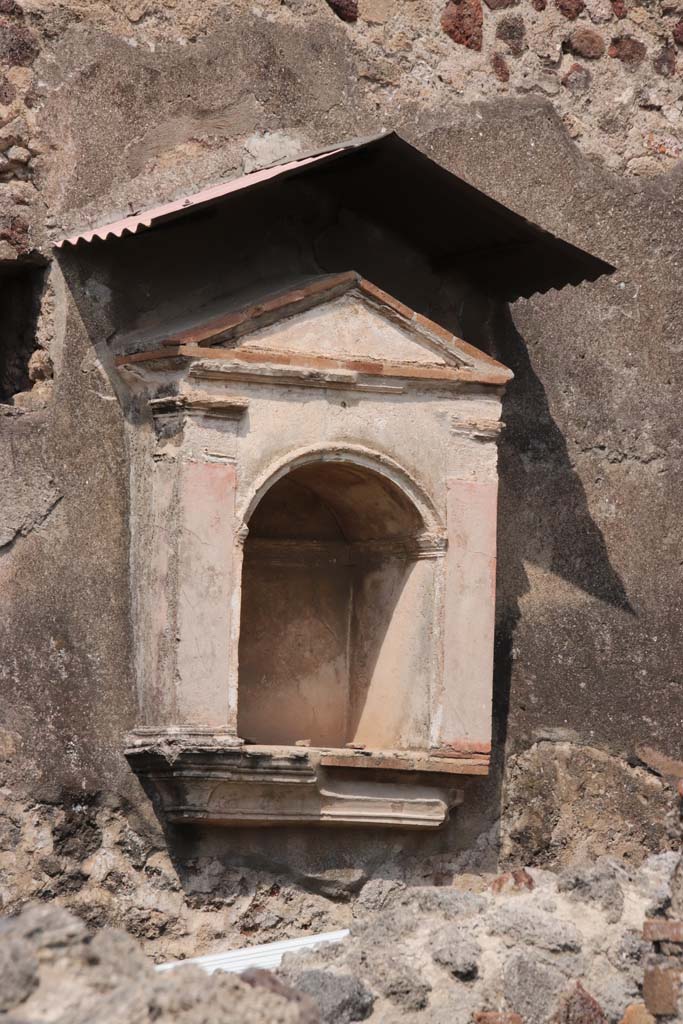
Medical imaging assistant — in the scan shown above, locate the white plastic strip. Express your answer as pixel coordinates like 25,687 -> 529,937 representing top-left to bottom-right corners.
155,928 -> 350,975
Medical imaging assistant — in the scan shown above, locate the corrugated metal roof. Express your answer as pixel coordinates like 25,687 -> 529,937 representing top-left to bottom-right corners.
54,138 -> 376,248
54,131 -> 615,300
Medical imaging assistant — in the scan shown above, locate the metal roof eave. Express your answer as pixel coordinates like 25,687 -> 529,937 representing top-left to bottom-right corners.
53,131 -> 615,299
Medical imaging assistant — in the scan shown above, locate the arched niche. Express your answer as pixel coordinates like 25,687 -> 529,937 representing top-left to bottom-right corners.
236,458 -> 443,751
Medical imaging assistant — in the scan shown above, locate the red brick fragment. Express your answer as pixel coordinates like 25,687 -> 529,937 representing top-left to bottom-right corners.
643,964 -> 681,1016
532,0 -> 547,10
551,983 -> 608,1024
619,1005 -> 655,1024
484,0 -> 518,8
653,43 -> 676,76
491,52 -> 511,80
556,0 -> 585,19
491,868 -> 535,893
643,919 -> 683,943
441,0 -> 483,51
674,19 -> 683,46
0,17 -> 38,65
567,27 -> 605,58
611,0 -> 626,15
324,0 -> 358,21
609,35 -> 647,67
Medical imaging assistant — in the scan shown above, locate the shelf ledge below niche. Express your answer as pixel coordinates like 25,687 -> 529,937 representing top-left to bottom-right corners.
124,733 -> 489,829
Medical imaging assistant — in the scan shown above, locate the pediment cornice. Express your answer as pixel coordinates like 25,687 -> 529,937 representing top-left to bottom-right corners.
116,272 -> 512,390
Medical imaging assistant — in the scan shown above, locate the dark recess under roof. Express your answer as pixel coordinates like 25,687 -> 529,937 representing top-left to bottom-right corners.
56,132 -> 615,302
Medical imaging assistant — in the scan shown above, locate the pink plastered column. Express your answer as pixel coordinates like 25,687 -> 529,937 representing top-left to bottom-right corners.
437,477 -> 498,752
175,459 -> 237,728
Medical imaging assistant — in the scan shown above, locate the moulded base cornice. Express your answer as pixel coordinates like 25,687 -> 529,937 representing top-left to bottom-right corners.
124,737 -> 473,829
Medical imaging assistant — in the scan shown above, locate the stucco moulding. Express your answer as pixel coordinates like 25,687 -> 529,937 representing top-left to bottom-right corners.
124,732 -> 481,829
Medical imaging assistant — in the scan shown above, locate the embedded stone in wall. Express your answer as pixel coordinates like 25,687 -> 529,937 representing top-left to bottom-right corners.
551,983 -> 608,1024
619,1006 -> 656,1024
561,63 -> 593,94
0,18 -> 38,66
431,926 -> 481,980
441,0 -> 484,51
611,0 -> 626,16
643,963 -> 681,1016
1,144 -> 31,181
324,0 -> 358,21
483,0 -> 518,9
11,347 -> 54,410
556,0 -> 586,20
0,214 -> 30,255
673,19 -> 683,46
653,44 -> 676,76
496,14 -> 527,55
491,52 -> 511,81
609,36 -> 647,67
566,27 -> 606,58
583,0 -> 612,24
0,74 -> 15,104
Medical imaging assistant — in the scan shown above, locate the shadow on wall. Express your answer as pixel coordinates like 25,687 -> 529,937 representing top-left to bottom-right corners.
487,303 -> 633,754
0,264 -> 46,403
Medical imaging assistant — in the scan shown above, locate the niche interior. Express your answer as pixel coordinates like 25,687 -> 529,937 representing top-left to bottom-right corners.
238,460 -> 431,752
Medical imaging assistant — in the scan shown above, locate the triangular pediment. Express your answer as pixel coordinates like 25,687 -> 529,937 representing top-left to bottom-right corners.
230,289 -> 454,369
116,272 -> 512,388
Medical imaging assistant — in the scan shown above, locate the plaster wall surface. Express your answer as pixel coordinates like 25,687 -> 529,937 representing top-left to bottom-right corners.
236,295 -> 452,366
0,0 -> 681,959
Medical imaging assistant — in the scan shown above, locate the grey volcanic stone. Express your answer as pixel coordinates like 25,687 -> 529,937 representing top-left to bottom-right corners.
558,861 -> 626,923
286,971 -> 374,1024
504,951 -> 568,1024
431,925 -> 481,980
0,938 -> 38,1011
355,879 -> 405,913
489,906 -> 582,952
403,887 -> 487,918
0,903 -> 321,1024
1,904 -> 87,952
370,956 -> 431,1010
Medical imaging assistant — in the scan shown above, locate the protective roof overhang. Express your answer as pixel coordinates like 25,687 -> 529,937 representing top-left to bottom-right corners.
54,132 -> 615,301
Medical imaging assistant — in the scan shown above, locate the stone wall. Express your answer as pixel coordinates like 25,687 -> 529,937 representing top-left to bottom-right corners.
3,853 -> 683,1023
1,0 -> 682,954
